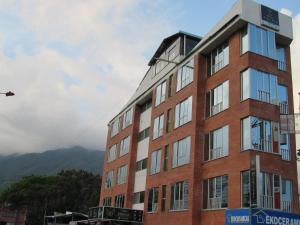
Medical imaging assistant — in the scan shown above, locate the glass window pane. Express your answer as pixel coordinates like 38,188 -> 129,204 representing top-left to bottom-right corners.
242,117 -> 251,150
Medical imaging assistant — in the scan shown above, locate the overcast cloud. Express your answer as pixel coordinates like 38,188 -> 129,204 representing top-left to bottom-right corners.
0,0 -> 178,154
0,2 -> 299,155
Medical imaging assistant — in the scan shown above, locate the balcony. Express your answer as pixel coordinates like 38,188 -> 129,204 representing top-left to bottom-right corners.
279,102 -> 289,115
259,195 -> 273,209
281,148 -> 290,161
278,60 -> 287,71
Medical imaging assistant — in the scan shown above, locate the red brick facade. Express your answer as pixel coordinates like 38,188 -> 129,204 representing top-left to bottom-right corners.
100,23 -> 298,225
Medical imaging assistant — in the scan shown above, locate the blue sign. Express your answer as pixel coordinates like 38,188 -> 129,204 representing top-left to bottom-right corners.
226,209 -> 251,225
251,209 -> 300,225
226,208 -> 300,225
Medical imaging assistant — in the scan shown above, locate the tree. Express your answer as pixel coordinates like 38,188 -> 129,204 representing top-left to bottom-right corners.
0,170 -> 101,225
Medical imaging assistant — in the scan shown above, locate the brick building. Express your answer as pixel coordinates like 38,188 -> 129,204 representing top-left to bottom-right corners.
0,207 -> 26,225
99,0 -> 299,224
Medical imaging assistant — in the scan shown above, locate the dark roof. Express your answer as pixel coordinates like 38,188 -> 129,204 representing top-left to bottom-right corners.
148,31 -> 201,66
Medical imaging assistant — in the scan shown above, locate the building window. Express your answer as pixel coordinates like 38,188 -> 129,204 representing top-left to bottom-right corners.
107,144 -> 117,162
148,187 -> 159,212
123,108 -> 133,129
166,109 -> 172,133
241,68 -> 278,105
170,181 -> 189,211
207,41 -> 229,76
155,81 -> 166,106
282,179 -> 292,212
172,136 -> 191,168
278,85 -> 288,115
174,96 -> 192,128
117,165 -> 127,185
176,59 -> 194,91
203,175 -> 228,209
280,133 -> 290,161
164,145 -> 169,172
133,191 -> 145,204
241,23 -> 276,59
259,172 -> 274,209
136,158 -> 147,171
150,150 -> 161,175
168,75 -> 174,97
138,127 -> 150,142
120,136 -> 130,156
111,119 -> 119,137
161,185 -> 167,212
277,47 -> 286,71
241,171 -> 251,207
242,116 -> 279,153
204,125 -> 229,161
206,80 -> 229,117
140,99 -> 152,113
103,197 -> 112,206
242,171 -> 292,211
153,114 -> 164,139
105,171 -> 114,189
115,194 -> 125,208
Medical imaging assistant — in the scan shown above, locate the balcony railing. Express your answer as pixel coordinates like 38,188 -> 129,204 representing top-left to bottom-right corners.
208,197 -> 222,209
279,102 -> 289,115
259,195 -> 273,209
252,139 -> 272,153
278,61 -> 287,71
258,90 -> 270,103
281,148 -> 290,161
281,200 -> 292,212
210,147 -> 224,160
212,60 -> 224,74
211,102 -> 223,116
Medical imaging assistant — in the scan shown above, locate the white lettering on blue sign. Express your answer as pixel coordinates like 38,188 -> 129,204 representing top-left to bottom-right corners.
264,215 -> 300,225
230,216 -> 250,223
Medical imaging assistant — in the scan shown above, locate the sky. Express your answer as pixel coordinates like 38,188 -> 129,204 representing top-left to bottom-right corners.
0,0 -> 299,155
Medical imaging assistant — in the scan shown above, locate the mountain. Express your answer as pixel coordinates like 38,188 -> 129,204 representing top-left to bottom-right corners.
0,146 -> 104,188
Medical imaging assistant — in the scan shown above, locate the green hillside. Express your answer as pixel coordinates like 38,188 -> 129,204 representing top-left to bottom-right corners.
0,146 -> 104,187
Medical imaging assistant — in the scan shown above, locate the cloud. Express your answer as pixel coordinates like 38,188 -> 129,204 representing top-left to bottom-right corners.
0,0 -> 178,154
280,8 -> 293,17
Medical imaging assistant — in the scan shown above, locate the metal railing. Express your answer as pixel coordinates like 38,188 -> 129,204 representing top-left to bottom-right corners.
279,102 -> 289,115
281,200 -> 292,212
259,195 -> 273,209
210,147 -> 224,160
211,102 -> 223,116
278,61 -> 287,71
208,197 -> 222,209
281,148 -> 290,161
252,139 -> 272,152
258,90 -> 270,103
212,60 -> 224,74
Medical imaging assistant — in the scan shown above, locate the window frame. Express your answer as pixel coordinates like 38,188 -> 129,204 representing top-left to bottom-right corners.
155,81 -> 167,107
172,136 -> 191,168
174,96 -> 193,128
153,114 -> 164,139
150,150 -> 161,175
170,180 -> 189,211
117,165 -> 128,185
